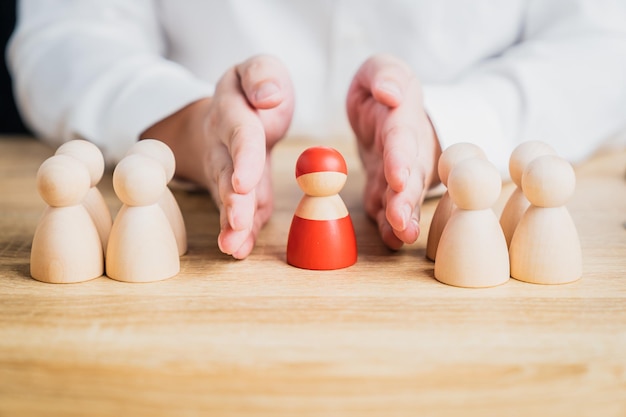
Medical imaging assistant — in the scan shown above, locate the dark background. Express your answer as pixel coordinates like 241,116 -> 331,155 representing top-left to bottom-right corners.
1,0 -> 29,134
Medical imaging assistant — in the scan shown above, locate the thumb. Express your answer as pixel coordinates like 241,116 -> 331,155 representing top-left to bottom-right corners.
236,55 -> 295,144
349,54 -> 415,108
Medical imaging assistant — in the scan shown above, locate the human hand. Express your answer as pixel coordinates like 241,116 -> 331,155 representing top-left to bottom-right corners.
142,55 -> 295,259
346,54 -> 441,249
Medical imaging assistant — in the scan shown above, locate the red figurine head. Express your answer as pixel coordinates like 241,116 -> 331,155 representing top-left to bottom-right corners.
295,147 -> 348,197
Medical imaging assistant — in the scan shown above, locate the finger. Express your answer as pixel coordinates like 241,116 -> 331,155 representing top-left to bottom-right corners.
237,55 -> 295,144
216,163 -> 256,232
376,208 -> 404,250
386,189 -> 421,244
217,210 -> 253,257
205,140 -> 229,207
363,163 -> 386,220
231,204 -> 265,260
214,69 -> 267,194
393,208 -> 421,244
351,54 -> 413,108
254,158 -> 275,225
236,55 -> 291,109
385,162 -> 427,244
346,54 -> 415,148
382,122 -> 419,193
214,180 -> 255,255
207,142 -> 254,256
228,161 -> 274,259
229,124 -> 267,194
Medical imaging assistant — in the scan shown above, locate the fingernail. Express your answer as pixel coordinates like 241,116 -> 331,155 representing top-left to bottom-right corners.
403,205 -> 412,229
410,218 -> 420,242
401,168 -> 409,189
255,82 -> 280,103
227,207 -> 238,230
378,81 -> 402,101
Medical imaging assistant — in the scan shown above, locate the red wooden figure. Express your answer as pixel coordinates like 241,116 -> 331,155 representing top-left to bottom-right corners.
286,147 -> 357,270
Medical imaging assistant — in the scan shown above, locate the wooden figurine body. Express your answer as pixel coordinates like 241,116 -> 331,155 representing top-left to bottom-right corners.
287,147 -> 357,270
434,158 -> 509,288
106,154 -> 179,282
509,155 -> 582,284
30,155 -> 103,283
426,142 -> 486,261
500,140 -> 556,247
127,139 -> 187,256
56,140 -> 112,255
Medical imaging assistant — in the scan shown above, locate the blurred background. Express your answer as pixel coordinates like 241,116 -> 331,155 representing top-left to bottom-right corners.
1,0 -> 29,134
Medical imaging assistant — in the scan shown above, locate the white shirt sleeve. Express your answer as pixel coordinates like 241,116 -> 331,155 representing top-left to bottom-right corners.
7,0 -> 213,165
422,0 -> 626,174
8,0 -> 626,171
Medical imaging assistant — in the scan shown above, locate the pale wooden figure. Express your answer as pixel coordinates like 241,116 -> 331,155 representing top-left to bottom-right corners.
434,158 -> 509,288
106,154 -> 179,282
509,155 -> 582,284
126,139 -> 187,256
56,140 -> 112,254
30,155 -> 103,283
426,142 -> 486,261
500,140 -> 556,247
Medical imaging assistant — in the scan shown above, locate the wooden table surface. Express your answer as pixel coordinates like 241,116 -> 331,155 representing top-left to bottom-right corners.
1,135 -> 625,417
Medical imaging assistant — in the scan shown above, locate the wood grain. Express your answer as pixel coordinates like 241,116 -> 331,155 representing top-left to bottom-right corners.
1,135 -> 625,417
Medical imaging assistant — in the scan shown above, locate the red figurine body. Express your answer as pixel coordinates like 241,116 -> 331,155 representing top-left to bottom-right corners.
287,147 -> 357,270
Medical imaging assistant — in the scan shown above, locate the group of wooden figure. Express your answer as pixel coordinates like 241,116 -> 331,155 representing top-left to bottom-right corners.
30,139 -> 582,287
30,139 -> 187,284
427,141 -> 582,287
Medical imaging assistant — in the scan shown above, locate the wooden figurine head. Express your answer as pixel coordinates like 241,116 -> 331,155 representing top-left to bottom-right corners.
295,147 -> 348,197
508,141 -> 556,187
447,158 -> 501,210
438,142 -> 486,186
55,140 -> 105,188
37,155 -> 91,207
522,155 -> 576,208
113,154 -> 167,207
127,139 -> 176,182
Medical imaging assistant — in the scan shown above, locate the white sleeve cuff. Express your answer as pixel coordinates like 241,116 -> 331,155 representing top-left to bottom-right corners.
422,79 -> 518,177
69,57 -> 214,165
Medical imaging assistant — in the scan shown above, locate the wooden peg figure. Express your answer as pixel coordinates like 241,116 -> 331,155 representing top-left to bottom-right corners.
500,140 -> 556,247
55,140 -> 112,255
30,155 -> 103,283
426,142 -> 486,261
509,155 -> 582,284
286,146 -> 357,270
434,158 -> 509,288
106,154 -> 179,282
126,139 -> 187,256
